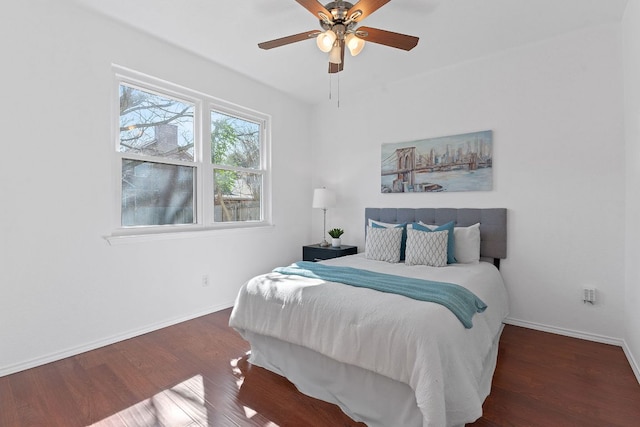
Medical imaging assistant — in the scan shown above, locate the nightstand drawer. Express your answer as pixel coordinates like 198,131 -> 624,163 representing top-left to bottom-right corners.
303,244 -> 357,262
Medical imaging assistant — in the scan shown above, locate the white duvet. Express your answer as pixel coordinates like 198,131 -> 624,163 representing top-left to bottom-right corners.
229,254 -> 509,426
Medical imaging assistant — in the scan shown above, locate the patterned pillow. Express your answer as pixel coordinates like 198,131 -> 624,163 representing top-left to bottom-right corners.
412,221 -> 456,264
370,220 -> 407,260
405,228 -> 449,267
365,226 -> 403,263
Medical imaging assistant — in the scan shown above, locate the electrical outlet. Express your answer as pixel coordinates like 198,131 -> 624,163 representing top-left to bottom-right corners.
201,275 -> 209,287
583,288 -> 596,304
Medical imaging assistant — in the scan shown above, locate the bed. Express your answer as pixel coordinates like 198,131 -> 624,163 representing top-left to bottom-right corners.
229,208 -> 508,427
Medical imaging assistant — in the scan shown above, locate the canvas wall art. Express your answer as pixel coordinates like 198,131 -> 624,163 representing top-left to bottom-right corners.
381,130 -> 493,193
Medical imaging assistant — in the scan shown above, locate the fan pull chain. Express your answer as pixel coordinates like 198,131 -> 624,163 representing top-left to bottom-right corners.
328,74 -> 340,108
337,73 -> 340,108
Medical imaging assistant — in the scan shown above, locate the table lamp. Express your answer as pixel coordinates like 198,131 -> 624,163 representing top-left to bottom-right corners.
312,188 -> 336,247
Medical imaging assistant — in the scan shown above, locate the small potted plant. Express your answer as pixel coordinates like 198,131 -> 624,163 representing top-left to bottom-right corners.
328,228 -> 344,248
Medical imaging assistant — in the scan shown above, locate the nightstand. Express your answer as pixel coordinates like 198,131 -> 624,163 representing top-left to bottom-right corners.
303,244 -> 358,262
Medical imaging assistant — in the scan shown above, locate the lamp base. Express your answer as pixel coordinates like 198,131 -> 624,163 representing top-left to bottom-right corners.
319,239 -> 330,247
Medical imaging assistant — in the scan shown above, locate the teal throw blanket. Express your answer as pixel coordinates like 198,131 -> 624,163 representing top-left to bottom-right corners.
273,261 -> 487,329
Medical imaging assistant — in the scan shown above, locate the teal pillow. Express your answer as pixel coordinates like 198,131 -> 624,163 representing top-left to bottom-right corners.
371,221 -> 407,260
410,221 -> 457,264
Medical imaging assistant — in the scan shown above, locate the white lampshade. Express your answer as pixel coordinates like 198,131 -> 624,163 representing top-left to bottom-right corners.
328,43 -> 342,64
312,188 -> 336,209
316,30 -> 337,53
345,33 -> 365,56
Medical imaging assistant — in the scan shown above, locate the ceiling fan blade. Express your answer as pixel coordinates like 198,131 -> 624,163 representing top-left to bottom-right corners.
258,30 -> 320,50
296,0 -> 332,21
347,0 -> 390,22
356,26 -> 419,51
328,42 -> 345,73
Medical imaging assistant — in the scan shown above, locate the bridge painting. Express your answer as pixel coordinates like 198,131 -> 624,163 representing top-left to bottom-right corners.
381,130 -> 493,193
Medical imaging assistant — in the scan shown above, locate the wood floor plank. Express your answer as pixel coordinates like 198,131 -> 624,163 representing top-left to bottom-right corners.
468,325 -> 640,426
7,370 -> 53,426
53,356 -> 123,425
0,375 -> 19,426
31,362 -> 92,425
1,309 -> 639,426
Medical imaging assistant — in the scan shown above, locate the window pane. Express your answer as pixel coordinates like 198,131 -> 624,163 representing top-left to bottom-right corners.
213,169 -> 262,222
211,111 -> 260,169
120,85 -> 194,161
122,160 -> 195,226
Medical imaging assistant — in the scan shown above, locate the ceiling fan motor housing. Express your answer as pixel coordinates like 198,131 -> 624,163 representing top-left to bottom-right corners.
320,1 -> 357,34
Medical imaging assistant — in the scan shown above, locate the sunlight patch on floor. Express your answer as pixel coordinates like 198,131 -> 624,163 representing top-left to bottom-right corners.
230,352 -> 250,389
243,405 -> 257,418
230,352 -> 280,426
88,375 -> 207,426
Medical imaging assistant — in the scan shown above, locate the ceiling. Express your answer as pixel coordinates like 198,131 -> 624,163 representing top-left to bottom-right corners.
74,0 -> 628,105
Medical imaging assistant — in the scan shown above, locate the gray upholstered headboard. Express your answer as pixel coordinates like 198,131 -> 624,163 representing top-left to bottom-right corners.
365,208 -> 507,267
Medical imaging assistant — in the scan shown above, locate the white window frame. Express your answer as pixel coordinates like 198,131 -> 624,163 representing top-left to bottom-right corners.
108,65 -> 272,243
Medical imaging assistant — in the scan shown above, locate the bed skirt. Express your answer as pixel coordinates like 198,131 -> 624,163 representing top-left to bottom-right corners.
242,325 -> 503,427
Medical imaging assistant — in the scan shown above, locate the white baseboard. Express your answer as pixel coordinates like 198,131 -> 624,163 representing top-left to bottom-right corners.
0,301 -> 235,378
504,317 -> 624,346
622,340 -> 640,385
504,317 -> 640,385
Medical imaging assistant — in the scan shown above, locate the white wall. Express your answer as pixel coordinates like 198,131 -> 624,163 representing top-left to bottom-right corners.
0,0 -> 312,375
623,0 -> 640,381
312,25 -> 627,343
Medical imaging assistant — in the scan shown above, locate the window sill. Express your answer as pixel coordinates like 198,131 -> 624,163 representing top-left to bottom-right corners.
105,222 -> 275,245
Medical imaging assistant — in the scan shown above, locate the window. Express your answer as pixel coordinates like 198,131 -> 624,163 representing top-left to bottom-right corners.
113,66 -> 270,236
119,85 -> 196,227
211,111 -> 263,223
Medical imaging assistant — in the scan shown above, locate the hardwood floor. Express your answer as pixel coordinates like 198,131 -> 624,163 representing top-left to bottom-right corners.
1,308 -> 639,426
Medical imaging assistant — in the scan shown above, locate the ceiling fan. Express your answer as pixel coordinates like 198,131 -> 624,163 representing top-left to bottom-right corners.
258,0 -> 419,73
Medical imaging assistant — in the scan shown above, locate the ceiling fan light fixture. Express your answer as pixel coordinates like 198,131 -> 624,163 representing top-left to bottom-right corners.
257,0 -> 419,75
328,42 -> 342,64
316,30 -> 337,53
345,33 -> 365,56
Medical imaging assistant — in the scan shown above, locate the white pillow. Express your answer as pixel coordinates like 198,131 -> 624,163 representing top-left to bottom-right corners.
368,219 -> 398,228
365,226 -> 403,263
405,228 -> 448,267
417,222 -> 438,230
454,223 -> 481,263
419,221 -> 481,264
